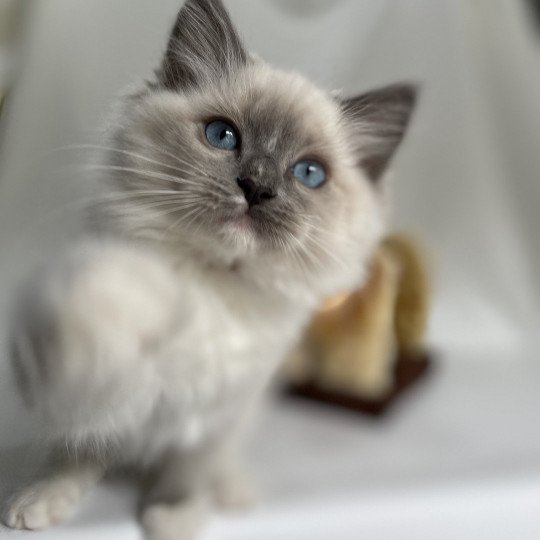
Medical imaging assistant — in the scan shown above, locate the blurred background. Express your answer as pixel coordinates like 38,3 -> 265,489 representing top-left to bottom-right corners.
0,0 -> 539,539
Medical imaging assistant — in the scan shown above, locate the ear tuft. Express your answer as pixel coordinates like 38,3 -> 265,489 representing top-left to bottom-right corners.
159,0 -> 248,90
341,83 -> 418,182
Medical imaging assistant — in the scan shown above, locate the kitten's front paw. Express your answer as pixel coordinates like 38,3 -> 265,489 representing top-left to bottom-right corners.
141,499 -> 206,540
212,466 -> 258,511
4,479 -> 82,530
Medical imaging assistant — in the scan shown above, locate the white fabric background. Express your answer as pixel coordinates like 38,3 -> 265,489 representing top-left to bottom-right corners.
0,1 -> 539,538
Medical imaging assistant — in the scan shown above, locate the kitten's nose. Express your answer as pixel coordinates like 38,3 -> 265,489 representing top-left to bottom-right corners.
236,177 -> 276,208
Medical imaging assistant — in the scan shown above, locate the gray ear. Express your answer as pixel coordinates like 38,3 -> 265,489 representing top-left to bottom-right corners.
159,0 -> 248,90
341,84 -> 418,182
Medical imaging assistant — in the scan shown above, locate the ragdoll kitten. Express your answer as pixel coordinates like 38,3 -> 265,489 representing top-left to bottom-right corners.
4,0 -> 416,538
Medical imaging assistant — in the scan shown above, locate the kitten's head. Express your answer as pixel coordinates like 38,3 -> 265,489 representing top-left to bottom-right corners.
103,0 -> 417,301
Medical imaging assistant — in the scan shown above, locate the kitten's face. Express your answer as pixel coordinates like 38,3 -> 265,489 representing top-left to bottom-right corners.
112,68 -> 375,260
103,0 -> 416,298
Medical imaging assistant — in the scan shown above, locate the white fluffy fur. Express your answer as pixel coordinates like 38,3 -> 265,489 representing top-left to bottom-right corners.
3,1 -> 416,537
6,72 -> 383,540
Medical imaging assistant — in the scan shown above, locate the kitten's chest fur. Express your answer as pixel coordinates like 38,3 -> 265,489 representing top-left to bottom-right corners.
125,260 -> 308,461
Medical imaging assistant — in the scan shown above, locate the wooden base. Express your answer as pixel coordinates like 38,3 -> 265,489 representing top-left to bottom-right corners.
283,351 -> 433,417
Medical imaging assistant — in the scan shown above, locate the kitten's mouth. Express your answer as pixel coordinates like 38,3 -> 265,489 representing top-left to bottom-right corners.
219,206 -> 271,238
226,212 -> 255,232
216,200 -> 285,248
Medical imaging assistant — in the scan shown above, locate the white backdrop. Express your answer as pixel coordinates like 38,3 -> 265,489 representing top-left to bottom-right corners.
0,1 -> 539,539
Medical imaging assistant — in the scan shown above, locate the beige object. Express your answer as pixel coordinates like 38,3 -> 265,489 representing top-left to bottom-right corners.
286,233 -> 430,399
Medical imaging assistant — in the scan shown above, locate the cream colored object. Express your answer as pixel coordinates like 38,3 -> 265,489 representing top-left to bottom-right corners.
385,234 -> 430,356
286,234 -> 430,399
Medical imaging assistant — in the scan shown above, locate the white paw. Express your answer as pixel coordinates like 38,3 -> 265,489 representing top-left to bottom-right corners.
4,479 -> 82,530
212,469 -> 258,511
141,499 -> 206,540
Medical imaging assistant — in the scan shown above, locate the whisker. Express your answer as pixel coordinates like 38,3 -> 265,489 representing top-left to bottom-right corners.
86,164 -> 193,185
56,144 -> 216,182
167,205 -> 206,233
86,163 -> 232,199
141,141 -> 219,179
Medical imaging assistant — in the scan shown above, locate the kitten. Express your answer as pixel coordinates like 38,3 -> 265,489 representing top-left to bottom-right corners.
3,0 -> 416,538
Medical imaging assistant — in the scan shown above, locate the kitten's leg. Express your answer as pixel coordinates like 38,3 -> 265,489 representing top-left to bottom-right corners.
141,496 -> 207,540
6,242 -> 178,531
209,402 -> 262,512
140,450 -> 211,540
4,457 -> 102,530
9,241 -> 179,440
211,448 -> 257,511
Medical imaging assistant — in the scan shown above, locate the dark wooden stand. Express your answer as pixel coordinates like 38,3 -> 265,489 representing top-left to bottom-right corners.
283,351 -> 433,417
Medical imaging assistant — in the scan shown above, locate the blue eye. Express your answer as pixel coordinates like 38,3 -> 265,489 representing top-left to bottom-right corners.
292,160 -> 326,189
205,120 -> 239,151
